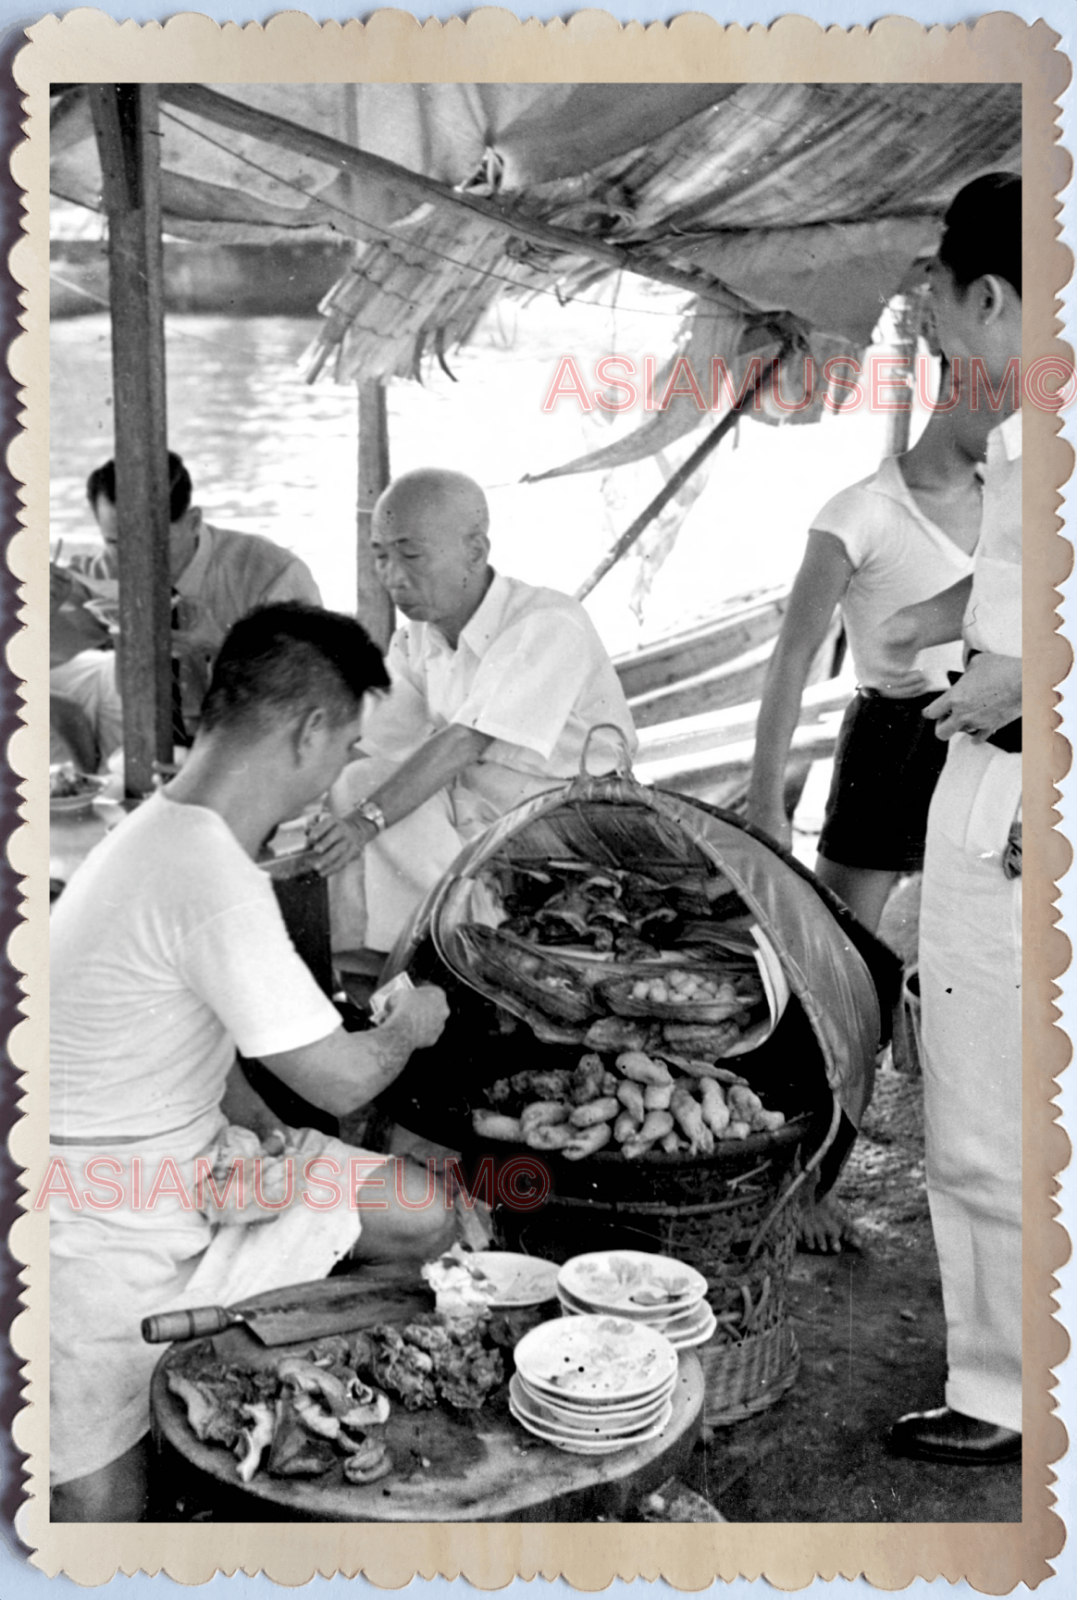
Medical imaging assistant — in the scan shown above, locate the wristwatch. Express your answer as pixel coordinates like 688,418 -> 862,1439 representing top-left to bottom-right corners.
354,798 -> 387,834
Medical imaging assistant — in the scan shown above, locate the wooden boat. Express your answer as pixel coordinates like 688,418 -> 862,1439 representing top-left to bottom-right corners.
614,587 -> 850,812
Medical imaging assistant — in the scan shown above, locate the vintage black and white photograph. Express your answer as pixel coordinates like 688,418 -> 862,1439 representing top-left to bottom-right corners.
20,22 -> 1062,1574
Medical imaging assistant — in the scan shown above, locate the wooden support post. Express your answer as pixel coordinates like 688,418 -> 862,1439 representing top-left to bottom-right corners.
356,380 -> 394,651
884,293 -> 917,459
89,84 -> 173,797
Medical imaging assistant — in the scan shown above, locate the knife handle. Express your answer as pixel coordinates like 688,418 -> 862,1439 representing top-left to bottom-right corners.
141,1305 -> 234,1344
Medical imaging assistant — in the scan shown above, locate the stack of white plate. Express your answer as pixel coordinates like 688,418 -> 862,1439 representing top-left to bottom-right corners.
556,1250 -> 717,1349
511,1313 -> 680,1454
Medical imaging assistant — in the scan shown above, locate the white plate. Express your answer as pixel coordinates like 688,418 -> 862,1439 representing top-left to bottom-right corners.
517,1366 -> 677,1418
49,773 -> 109,816
558,1294 -> 716,1346
558,1252 -> 708,1317
511,1373 -> 674,1434
510,1393 -> 674,1453
664,1303 -> 717,1350
460,1252 -> 560,1308
514,1312 -> 679,1403
556,1283 -> 674,1322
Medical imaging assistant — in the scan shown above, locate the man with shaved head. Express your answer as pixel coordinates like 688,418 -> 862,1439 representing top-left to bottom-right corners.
309,468 -> 636,951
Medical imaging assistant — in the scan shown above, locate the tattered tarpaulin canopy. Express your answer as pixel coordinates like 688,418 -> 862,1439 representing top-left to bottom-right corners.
51,80 -> 1021,398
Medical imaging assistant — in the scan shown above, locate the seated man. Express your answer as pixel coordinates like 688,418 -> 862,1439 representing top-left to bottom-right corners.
49,451 -> 322,762
309,468 -> 638,953
49,603 -> 454,1522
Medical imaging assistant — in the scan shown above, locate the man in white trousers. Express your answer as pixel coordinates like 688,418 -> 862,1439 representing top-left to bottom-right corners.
877,173 -> 1023,1465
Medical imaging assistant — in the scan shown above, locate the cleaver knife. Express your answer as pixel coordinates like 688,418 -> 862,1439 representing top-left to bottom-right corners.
142,1274 -> 426,1348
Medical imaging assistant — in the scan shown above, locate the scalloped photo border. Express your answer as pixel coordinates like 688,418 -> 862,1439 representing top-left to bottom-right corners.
6,7 -> 1073,1587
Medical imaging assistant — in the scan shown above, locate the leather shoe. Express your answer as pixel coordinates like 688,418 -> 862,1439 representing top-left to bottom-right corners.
888,1406 -> 1021,1465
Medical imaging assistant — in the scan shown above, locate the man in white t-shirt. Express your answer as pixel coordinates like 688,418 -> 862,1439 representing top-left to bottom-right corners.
49,603 -> 454,1521
310,468 -> 637,952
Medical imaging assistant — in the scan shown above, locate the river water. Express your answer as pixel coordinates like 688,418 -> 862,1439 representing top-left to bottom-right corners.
50,306 -> 904,655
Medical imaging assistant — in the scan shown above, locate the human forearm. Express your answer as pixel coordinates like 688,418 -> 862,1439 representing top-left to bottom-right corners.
364,723 -> 493,825
884,577 -> 973,658
310,723 -> 493,876
747,642 -> 816,828
746,531 -> 851,840
259,988 -> 449,1118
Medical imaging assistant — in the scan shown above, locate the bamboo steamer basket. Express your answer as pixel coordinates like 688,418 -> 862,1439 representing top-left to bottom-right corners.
383,728 -> 899,1423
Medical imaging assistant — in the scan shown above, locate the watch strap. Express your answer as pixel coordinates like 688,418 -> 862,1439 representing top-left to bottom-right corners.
355,799 -> 387,833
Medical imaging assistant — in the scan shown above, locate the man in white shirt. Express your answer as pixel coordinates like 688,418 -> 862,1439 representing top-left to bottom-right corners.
50,603 -> 453,1520
877,174 -> 1023,1466
310,468 -> 637,952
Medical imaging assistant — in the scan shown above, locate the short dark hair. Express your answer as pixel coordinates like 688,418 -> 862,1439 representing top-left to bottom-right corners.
86,451 -> 193,523
199,602 -> 389,737
938,173 -> 1021,298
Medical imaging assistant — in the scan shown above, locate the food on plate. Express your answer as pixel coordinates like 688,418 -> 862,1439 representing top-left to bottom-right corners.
49,762 -> 98,800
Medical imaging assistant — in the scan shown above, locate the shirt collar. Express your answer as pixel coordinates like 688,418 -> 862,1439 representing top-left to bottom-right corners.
174,520 -> 212,597
455,569 -> 510,657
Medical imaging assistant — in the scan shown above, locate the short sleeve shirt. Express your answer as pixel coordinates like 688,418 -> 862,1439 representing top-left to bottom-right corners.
360,572 -> 638,779
811,456 -> 977,691
50,793 -> 341,1141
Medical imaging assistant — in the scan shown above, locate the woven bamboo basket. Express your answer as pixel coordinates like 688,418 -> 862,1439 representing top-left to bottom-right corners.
486,1104 -> 834,1425
384,727 -> 896,1426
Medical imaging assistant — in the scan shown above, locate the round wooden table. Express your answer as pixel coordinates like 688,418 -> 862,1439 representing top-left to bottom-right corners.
150,1273 -> 704,1523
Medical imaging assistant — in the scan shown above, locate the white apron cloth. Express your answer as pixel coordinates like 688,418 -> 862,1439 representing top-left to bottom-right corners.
918,734 -> 1022,1432
49,1110 -> 377,1486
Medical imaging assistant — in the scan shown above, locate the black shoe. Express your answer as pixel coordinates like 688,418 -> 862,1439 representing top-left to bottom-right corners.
888,1406 -> 1021,1465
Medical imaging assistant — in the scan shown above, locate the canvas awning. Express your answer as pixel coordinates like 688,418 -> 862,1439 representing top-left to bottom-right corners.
50,80 -> 1021,393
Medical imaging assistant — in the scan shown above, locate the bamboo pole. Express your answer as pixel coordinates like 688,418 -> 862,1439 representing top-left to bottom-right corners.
88,85 -> 173,797
574,358 -> 779,603
356,381 -> 394,651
